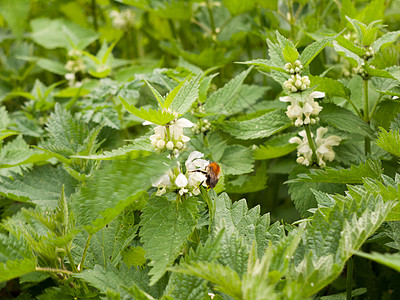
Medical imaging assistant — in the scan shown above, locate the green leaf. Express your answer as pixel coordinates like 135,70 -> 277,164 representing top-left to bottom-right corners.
205,68 -> 252,115
288,166 -> 346,216
253,133 -> 297,160
372,30 -> 400,53
0,0 -> 30,38
144,80 -> 166,107
30,18 -> 99,49
71,154 -> 172,234
309,75 -> 351,99
335,35 -> 366,57
332,40 -> 363,66
300,34 -> 340,68
73,138 -> 153,160
355,251 -> 400,273
218,109 -> 291,140
122,246 -> 147,268
319,103 -> 375,139
0,135 -> 38,169
289,159 -> 383,184
72,212 -> 138,269
376,127 -> 400,157
0,165 -> 78,209
225,162 -> 268,194
283,45 -> 299,63
169,73 -> 201,115
140,196 -> 199,285
239,59 -> 285,73
222,0 -> 255,15
120,97 -> 175,125
374,100 -> 400,129
219,145 -> 254,175
0,233 -> 36,282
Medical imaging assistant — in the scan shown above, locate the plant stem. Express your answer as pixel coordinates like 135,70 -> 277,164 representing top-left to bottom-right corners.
304,124 -> 317,162
36,267 -> 73,275
346,97 -> 363,119
363,79 -> 371,154
206,0 -> 216,39
91,0 -> 98,32
346,257 -> 354,300
369,93 -> 383,120
65,246 -> 79,273
79,234 -> 92,271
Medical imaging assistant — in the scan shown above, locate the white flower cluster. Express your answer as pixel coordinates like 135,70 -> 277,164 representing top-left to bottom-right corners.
110,10 -> 135,30
283,74 -> 310,93
152,151 -> 209,196
149,118 -> 194,153
284,60 -> 303,74
65,49 -> 85,74
289,127 -> 341,167
192,119 -> 211,134
362,46 -> 375,61
280,91 -> 324,126
353,62 -> 368,79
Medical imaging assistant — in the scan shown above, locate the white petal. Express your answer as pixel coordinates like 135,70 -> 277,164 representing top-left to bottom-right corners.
289,137 -> 302,144
152,173 -> 171,187
154,126 -> 165,139
175,173 -> 188,187
143,121 -> 154,125
279,96 -> 293,103
175,118 -> 194,128
309,91 -> 325,99
186,151 -> 204,164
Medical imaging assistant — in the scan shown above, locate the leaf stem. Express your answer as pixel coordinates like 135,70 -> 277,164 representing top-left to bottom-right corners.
346,257 -> 354,300
36,267 -> 73,275
79,234 -> 92,271
369,93 -> 383,120
363,79 -> 371,154
65,246 -> 79,273
346,96 -> 363,119
304,124 -> 317,162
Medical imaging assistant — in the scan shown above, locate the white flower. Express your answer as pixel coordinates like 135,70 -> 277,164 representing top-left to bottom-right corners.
185,151 -> 209,172
152,173 -> 172,196
166,141 -> 174,150
175,173 -> 189,196
290,130 -> 313,166
283,74 -> 310,93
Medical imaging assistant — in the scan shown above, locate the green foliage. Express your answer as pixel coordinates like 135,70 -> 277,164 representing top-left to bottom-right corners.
1,1 -> 400,298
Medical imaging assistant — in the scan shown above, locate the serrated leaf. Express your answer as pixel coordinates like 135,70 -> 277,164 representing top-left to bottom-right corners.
218,109 -> 291,140
239,59 -> 285,73
309,75 -> 351,99
219,145 -> 254,175
169,73 -> 201,115
333,40 -> 363,66
283,45 -> 299,63
122,246 -> 147,268
225,162 -> 268,194
0,165 -> 78,209
319,103 -> 375,139
71,155 -> 171,234
253,133 -> 297,160
372,30 -> 400,53
0,135 -> 38,168
376,127 -> 400,157
300,34 -> 340,68
205,68 -> 252,115
0,233 -> 36,282
74,138 -> 153,160
140,196 -> 199,285
144,80 -> 165,107
355,251 -> 400,273
120,98 -> 175,125
290,159 -> 382,184
72,213 -> 138,269
335,35 -> 366,57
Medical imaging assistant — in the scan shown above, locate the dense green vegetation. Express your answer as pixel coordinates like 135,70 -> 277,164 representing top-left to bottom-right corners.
1,0 -> 400,299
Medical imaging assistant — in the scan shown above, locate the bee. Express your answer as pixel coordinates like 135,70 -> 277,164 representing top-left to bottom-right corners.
205,162 -> 221,189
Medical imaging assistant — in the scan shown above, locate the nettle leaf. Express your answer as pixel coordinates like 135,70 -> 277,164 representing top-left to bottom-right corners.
140,196 -> 200,285
319,103 -> 375,139
370,76 -> 400,96
219,145 -> 254,175
290,159 -> 382,184
309,75 -> 351,99
283,45 -> 299,63
288,166 -> 346,216
71,212 -> 138,269
218,109 -> 291,140
294,188 -> 394,297
0,233 -> 36,282
374,100 -> 400,129
71,154 -> 171,234
74,137 -> 153,160
332,40 -> 363,66
240,59 -> 285,73
122,246 -> 146,268
376,127 -> 400,157
120,98 -> 175,126
335,35 -> 366,57
253,133 -> 297,160
355,251 -> 400,273
372,30 -> 400,53
225,162 -> 268,194
205,67 -> 252,115
0,165 -> 78,209
168,73 -> 201,115
166,230 -> 223,300
75,263 -> 166,298
300,34 -> 340,68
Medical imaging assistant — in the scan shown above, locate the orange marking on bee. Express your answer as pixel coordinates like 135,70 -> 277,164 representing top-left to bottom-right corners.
205,162 -> 221,189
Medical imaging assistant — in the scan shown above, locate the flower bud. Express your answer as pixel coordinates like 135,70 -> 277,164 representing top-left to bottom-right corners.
166,141 -> 174,150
